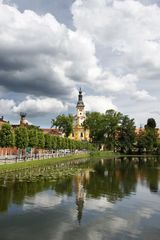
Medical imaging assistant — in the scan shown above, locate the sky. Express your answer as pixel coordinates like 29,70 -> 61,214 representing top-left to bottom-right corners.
0,0 -> 160,127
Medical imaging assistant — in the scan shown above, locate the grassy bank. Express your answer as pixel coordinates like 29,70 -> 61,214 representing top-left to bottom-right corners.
90,151 -> 121,158
0,153 -> 90,173
0,151 -> 122,173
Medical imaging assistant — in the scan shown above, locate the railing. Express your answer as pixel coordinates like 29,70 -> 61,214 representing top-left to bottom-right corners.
0,150 -> 88,164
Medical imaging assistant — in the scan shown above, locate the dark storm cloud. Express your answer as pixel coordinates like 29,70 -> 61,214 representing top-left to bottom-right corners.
0,3 -> 78,100
0,68 -> 70,98
0,2 -> 100,102
0,50 -> 72,99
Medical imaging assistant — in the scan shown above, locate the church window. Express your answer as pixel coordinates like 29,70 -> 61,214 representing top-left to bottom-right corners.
80,132 -> 83,138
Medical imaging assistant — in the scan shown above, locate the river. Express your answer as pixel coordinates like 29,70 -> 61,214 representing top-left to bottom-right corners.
0,156 -> 160,240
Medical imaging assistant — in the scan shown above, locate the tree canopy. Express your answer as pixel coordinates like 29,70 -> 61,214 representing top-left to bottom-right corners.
51,114 -> 73,137
0,124 -> 14,147
84,109 -> 136,153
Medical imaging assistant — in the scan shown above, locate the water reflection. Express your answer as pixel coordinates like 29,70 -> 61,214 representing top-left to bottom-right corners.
0,157 -> 160,240
0,157 -> 160,214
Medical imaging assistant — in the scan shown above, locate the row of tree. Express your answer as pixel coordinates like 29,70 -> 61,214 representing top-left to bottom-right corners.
0,124 -> 94,151
83,110 -> 159,153
52,110 -> 160,154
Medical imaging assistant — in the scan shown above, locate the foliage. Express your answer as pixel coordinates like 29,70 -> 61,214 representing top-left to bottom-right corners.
117,115 -> 136,153
51,114 -> 73,137
145,118 -> 156,129
137,118 -> 158,153
28,129 -> 38,147
15,127 -> 29,149
0,124 -> 14,147
104,110 -> 123,151
84,110 -> 135,153
83,111 -> 106,143
37,131 -> 45,149
44,134 -> 52,150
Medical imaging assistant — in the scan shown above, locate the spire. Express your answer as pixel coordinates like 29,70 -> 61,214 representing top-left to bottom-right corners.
76,88 -> 85,108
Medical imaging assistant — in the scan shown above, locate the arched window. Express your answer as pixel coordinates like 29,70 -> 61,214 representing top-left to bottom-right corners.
80,132 -> 83,138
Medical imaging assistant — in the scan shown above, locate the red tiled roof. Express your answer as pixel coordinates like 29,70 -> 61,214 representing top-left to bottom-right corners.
41,128 -> 63,136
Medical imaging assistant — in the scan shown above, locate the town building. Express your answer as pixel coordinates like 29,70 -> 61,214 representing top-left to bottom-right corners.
69,89 -> 90,141
12,113 -> 63,137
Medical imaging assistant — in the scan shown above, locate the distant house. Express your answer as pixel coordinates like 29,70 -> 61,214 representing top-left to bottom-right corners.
135,127 -> 160,139
41,128 -> 63,137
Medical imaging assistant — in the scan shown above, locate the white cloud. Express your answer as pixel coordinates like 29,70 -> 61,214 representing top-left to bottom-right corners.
0,0 -> 160,126
85,95 -> 117,113
0,99 -> 15,115
0,2 -> 100,98
71,0 -> 160,91
133,90 -> 156,101
12,96 -> 68,117
71,0 -> 160,126
0,96 -> 68,117
85,197 -> 113,212
23,191 -> 64,210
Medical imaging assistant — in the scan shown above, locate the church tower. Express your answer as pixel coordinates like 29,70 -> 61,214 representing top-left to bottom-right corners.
76,88 -> 86,127
70,89 -> 90,141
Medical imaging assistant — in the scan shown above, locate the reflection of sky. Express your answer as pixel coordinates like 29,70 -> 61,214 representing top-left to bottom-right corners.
0,181 -> 160,240
0,158 -> 160,240
23,190 -> 66,210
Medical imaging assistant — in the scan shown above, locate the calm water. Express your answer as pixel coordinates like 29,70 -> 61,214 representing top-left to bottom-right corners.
0,157 -> 160,240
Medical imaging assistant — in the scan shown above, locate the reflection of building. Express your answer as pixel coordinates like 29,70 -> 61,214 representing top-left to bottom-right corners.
69,89 -> 90,141
73,170 -> 91,224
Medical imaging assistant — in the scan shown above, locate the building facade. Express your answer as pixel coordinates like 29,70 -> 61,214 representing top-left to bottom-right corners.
69,89 -> 90,141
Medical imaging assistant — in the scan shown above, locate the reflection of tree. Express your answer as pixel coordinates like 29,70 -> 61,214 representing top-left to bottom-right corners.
0,157 -> 159,214
54,178 -> 72,196
0,183 -> 12,212
137,157 -> 159,192
85,157 -> 160,202
0,180 -> 53,213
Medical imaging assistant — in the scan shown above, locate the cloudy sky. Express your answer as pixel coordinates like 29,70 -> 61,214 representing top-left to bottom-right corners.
0,0 -> 160,127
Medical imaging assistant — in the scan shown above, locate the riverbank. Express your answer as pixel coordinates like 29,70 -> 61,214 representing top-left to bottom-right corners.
0,151 -> 119,173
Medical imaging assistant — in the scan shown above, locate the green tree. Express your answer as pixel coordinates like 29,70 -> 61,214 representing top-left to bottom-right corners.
145,128 -> 158,152
0,124 -> 14,147
137,118 -> 158,153
84,110 -> 123,150
56,137 -> 63,149
83,112 -> 106,144
44,134 -> 52,150
117,115 -> 136,153
51,136 -> 57,150
51,114 -> 73,137
37,131 -> 45,149
28,129 -> 38,148
146,121 -> 158,152
15,127 -> 29,149
104,110 -> 123,151
136,129 -> 147,154
146,118 -> 156,129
